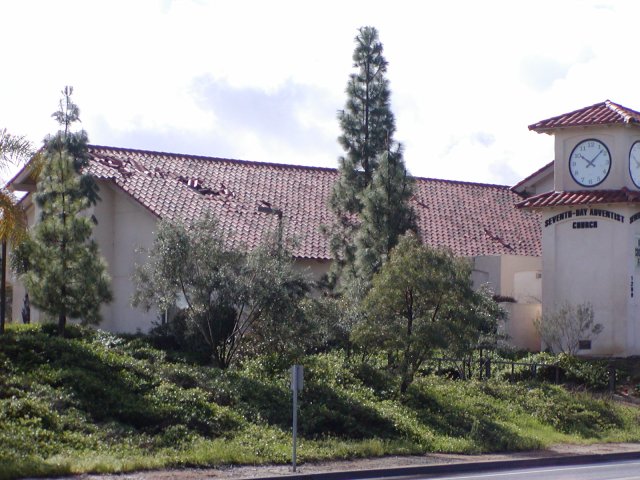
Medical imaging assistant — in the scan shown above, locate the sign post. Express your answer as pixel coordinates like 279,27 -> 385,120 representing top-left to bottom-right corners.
290,364 -> 303,472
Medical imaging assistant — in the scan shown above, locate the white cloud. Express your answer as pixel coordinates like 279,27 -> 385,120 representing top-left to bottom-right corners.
2,0 -> 640,186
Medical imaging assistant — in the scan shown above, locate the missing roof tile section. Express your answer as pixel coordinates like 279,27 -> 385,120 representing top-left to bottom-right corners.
93,152 -> 165,179
257,200 -> 282,217
95,152 -> 235,198
177,176 -> 233,197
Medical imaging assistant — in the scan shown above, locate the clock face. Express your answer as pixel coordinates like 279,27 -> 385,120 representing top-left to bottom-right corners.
569,139 -> 611,187
630,141 -> 640,188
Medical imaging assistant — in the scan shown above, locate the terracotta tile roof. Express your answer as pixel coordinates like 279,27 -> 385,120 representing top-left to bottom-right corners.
412,178 -> 540,256
529,100 -> 640,132
85,145 -> 541,259
516,188 -> 640,209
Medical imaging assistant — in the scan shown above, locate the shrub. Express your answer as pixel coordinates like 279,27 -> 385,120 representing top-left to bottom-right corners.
556,354 -> 611,390
534,303 -> 603,355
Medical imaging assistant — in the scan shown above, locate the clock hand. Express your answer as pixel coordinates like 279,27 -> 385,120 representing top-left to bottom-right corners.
586,149 -> 604,167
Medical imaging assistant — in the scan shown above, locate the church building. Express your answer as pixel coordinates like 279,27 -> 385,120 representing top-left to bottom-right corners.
518,100 -> 640,356
8,100 -> 640,356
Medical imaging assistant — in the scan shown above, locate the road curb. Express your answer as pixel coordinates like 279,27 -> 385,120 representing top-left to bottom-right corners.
247,451 -> 640,480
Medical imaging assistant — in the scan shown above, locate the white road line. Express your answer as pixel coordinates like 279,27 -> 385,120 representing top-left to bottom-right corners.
429,460 -> 640,479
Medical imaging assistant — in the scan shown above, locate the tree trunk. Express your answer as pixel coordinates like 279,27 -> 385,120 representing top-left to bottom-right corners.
399,288 -> 414,393
400,374 -> 410,394
0,240 -> 5,334
58,312 -> 66,337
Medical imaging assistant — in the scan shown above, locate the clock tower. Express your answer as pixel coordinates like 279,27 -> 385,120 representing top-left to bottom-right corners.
521,100 -> 640,356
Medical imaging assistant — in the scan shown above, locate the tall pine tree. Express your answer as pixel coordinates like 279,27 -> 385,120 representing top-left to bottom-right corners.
12,87 -> 112,336
355,145 -> 414,282
328,26 -> 414,289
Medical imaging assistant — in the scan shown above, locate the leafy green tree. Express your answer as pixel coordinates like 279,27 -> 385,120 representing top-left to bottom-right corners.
12,87 -> 112,336
132,214 -> 310,368
327,26 -> 414,288
353,232 -> 503,393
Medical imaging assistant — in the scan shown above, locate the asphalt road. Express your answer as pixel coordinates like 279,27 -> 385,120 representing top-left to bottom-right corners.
397,459 -> 640,480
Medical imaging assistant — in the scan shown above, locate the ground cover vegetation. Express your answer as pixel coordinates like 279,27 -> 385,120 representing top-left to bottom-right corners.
1,324 -> 639,480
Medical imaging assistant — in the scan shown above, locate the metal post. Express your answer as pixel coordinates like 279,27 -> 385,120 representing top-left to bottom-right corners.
292,380 -> 298,472
290,365 -> 303,472
608,365 -> 616,394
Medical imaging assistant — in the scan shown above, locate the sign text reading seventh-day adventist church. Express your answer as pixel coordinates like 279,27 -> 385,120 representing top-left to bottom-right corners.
544,208 -> 625,228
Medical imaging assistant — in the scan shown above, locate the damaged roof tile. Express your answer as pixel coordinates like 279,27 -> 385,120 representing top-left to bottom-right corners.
86,145 -> 541,259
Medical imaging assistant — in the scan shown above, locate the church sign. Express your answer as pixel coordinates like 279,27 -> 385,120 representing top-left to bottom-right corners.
544,208 -> 624,228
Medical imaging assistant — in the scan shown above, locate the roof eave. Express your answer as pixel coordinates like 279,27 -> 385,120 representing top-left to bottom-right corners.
4,154 -> 40,192
516,188 -> 640,209
511,161 -> 554,194
528,122 -> 637,134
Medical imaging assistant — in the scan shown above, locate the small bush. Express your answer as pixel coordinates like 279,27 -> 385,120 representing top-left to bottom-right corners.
556,354 -> 611,390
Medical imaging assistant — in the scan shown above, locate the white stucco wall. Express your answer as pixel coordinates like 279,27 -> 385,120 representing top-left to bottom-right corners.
472,255 -> 542,351
472,255 -> 541,299
534,173 -> 554,195
92,182 -> 159,333
512,162 -> 553,197
472,256 -> 501,293
513,271 -> 542,303
9,182 -> 159,333
541,204 -> 640,356
294,258 -> 330,282
500,256 -> 542,300
499,302 -> 541,351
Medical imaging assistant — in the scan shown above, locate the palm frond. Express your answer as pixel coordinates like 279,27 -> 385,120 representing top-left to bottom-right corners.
0,129 -> 33,168
0,188 -> 26,244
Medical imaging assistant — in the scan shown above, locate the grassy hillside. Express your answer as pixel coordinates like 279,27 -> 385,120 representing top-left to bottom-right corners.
1,324 -> 639,479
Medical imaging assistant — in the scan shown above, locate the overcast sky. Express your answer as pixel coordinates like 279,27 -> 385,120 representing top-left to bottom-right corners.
2,0 -> 640,186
